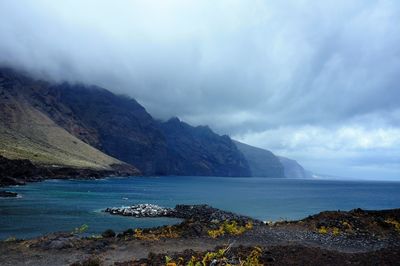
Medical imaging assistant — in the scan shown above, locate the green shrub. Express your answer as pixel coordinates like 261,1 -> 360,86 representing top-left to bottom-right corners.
4,236 -> 16,242
73,224 -> 89,235
385,219 -> 400,232
207,220 -> 252,238
318,226 -> 328,234
332,227 -> 340,236
242,246 -> 263,266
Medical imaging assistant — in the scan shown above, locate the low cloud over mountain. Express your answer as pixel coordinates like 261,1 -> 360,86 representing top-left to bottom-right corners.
1,0 -> 399,179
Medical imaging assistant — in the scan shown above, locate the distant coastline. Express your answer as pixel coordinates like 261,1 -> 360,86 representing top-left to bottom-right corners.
0,155 -> 138,189
0,68 -> 310,181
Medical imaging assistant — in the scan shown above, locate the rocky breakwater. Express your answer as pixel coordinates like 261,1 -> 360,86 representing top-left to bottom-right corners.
105,203 -> 261,225
173,204 -> 261,224
105,204 -> 175,218
105,204 -> 260,239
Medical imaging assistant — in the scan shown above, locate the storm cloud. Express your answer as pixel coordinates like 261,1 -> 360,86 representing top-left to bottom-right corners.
1,0 -> 399,179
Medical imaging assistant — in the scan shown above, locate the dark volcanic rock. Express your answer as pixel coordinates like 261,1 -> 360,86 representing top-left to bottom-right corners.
101,229 -> 116,238
0,190 -> 18,197
286,207 -> 400,239
120,245 -> 400,266
29,233 -> 76,250
0,155 -> 46,186
0,155 -> 137,187
173,204 -> 260,224
105,204 -> 261,225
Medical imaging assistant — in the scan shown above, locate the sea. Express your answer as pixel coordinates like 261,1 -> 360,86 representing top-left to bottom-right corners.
1,176 -> 400,239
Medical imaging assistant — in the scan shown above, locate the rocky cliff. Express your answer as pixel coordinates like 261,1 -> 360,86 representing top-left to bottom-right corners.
234,140 -> 312,178
33,83 -> 169,175
0,68 -> 251,177
278,156 -> 312,178
160,118 -> 250,176
234,140 -> 285,178
0,68 -> 136,173
0,155 -> 137,187
39,84 -> 250,176
0,67 -> 309,178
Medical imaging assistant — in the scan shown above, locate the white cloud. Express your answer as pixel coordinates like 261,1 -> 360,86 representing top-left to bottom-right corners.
235,120 -> 400,153
235,120 -> 400,179
0,0 -> 400,179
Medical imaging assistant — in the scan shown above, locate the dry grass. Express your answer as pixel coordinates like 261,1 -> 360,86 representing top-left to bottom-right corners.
0,91 -> 121,170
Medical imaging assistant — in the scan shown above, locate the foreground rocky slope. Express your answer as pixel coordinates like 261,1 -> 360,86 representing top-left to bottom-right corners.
0,205 -> 399,265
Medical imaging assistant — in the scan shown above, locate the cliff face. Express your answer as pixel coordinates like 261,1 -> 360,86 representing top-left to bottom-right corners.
234,141 -> 312,178
34,83 -> 169,175
40,85 -> 250,176
159,118 -> 251,176
0,67 -> 310,178
234,141 -> 285,178
0,68 -> 134,173
0,155 -> 138,187
0,68 -> 252,177
278,156 -> 312,178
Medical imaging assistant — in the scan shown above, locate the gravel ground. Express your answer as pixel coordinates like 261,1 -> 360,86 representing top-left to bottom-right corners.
0,206 -> 399,265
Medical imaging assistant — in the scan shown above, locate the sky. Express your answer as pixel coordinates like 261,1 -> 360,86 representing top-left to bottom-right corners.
0,0 -> 399,179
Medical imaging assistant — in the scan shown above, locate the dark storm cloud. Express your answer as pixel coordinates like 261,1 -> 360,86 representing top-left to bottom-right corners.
0,0 -> 399,179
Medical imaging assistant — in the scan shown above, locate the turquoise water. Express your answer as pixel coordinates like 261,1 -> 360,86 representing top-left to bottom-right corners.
1,176 -> 400,239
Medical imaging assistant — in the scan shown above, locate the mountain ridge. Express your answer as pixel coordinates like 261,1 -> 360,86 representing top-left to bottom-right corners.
0,67 -> 310,180
0,69 -> 133,171
159,117 -> 250,176
278,156 -> 312,179
233,140 -> 285,178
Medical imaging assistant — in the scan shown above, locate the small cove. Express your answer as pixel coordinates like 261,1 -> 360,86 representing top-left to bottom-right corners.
1,176 -> 400,239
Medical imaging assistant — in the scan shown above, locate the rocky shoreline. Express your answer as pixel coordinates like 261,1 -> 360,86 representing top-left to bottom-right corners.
0,190 -> 17,197
1,205 -> 399,265
0,155 -> 138,188
105,204 -> 261,224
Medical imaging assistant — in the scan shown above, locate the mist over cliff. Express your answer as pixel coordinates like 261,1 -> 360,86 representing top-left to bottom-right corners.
1,1 -> 399,179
